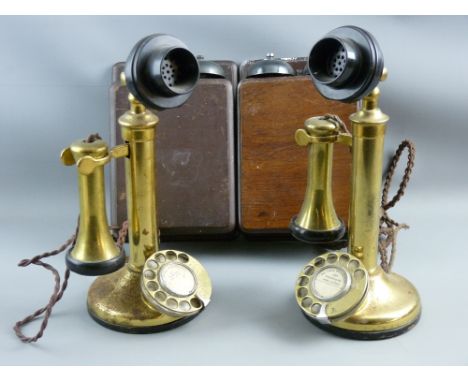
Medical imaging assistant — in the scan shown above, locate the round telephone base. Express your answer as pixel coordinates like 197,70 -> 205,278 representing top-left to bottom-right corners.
88,307 -> 198,334
87,266 -> 201,334
300,267 -> 421,340
303,311 -> 420,340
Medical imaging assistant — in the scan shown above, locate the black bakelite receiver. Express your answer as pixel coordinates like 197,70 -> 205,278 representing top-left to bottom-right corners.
125,34 -> 200,109
308,25 -> 384,102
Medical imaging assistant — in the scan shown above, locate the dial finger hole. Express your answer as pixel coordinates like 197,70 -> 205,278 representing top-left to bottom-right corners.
301,297 -> 313,308
339,254 -> 350,265
311,303 -> 321,314
304,266 -> 315,276
297,276 -> 309,286
167,298 -> 178,309
166,251 -> 177,261
178,253 -> 189,263
327,253 -> 338,263
143,270 -> 155,279
146,281 -> 158,291
156,254 -> 166,263
348,260 -> 359,271
190,297 -> 202,309
146,260 -> 158,269
314,258 -> 325,267
155,291 -> 166,301
354,269 -> 365,280
180,301 -> 191,312
297,287 -> 308,298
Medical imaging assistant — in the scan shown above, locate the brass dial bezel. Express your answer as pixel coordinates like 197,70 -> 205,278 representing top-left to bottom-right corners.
141,250 -> 212,318
295,252 -> 368,323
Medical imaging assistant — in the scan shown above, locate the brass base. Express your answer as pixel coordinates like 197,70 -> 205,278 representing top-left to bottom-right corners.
304,312 -> 420,340
87,266 -> 197,333
305,267 -> 421,340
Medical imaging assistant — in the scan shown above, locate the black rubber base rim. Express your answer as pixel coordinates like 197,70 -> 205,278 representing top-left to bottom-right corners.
88,306 -> 199,334
303,311 -> 421,340
66,249 -> 126,276
289,216 -> 347,245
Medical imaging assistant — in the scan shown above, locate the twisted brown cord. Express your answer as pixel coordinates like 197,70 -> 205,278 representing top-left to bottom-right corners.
13,221 -> 78,343
379,140 -> 416,272
14,220 -> 128,343
381,140 -> 416,227
322,113 -> 351,135
116,220 -> 129,248
85,133 -> 102,143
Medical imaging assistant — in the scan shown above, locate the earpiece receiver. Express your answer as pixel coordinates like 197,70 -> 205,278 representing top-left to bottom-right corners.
289,116 -> 348,245
124,34 -> 200,109
60,138 -> 126,276
308,25 -> 384,102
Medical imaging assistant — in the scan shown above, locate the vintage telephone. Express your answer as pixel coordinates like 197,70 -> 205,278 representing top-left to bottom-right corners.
292,26 -> 421,339
60,34 -> 212,333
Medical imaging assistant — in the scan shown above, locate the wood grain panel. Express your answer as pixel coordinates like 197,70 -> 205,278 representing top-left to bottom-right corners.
238,76 -> 355,234
110,61 -> 237,239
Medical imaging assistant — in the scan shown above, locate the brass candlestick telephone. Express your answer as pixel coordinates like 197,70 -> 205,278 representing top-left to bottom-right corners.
60,34 -> 212,333
292,26 -> 421,339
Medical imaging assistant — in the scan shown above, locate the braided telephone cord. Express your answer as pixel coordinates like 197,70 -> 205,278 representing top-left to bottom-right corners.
379,140 -> 415,272
13,223 -> 77,343
13,220 -> 128,343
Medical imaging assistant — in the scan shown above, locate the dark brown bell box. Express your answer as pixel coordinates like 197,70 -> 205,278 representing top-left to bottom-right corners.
238,56 -> 356,236
110,60 -> 237,240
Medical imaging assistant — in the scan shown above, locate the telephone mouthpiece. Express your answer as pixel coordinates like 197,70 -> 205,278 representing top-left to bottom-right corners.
124,34 -> 200,109
308,25 -> 384,102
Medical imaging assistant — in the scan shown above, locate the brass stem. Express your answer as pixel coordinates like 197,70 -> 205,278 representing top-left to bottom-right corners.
119,95 -> 159,272
348,88 -> 389,273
